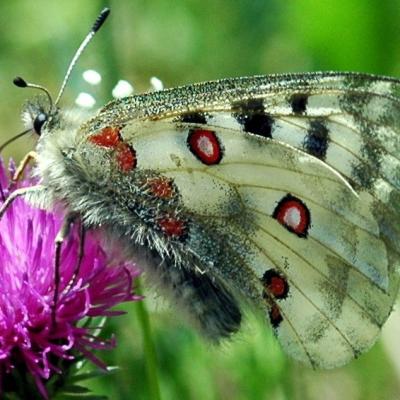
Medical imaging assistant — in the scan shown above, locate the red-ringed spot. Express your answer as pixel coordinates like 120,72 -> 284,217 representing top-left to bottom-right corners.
273,194 -> 310,237
116,143 -> 137,172
89,126 -> 121,148
269,304 -> 283,328
157,216 -> 187,239
261,269 -> 289,299
187,129 -> 223,165
146,177 -> 174,199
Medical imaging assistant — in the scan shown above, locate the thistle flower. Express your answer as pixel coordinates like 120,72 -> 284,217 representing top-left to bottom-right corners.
0,159 -> 141,399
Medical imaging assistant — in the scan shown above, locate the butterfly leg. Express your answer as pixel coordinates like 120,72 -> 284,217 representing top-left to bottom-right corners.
0,152 -> 40,201
0,185 -> 46,219
12,151 -> 39,182
52,213 -> 78,328
64,221 -> 86,293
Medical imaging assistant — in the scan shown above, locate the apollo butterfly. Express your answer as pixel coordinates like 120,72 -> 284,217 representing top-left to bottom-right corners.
2,8 -> 399,369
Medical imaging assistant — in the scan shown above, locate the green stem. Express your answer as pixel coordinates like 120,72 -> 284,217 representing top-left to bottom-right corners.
135,279 -> 161,400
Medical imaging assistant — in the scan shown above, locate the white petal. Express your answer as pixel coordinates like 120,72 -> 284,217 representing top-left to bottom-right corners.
150,76 -> 164,91
82,69 -> 102,85
112,80 -> 134,98
75,92 -> 96,108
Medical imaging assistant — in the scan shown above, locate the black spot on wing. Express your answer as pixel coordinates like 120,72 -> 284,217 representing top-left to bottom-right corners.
269,304 -> 283,329
232,98 -> 265,114
244,114 -> 275,138
303,119 -> 330,159
232,98 -> 274,138
290,93 -> 308,114
179,112 -> 208,124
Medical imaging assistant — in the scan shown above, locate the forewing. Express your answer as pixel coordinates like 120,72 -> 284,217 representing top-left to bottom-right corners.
77,72 -> 400,368
82,72 -> 400,257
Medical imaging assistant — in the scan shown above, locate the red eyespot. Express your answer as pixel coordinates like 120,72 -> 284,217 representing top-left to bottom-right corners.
116,143 -> 137,172
269,276 -> 287,297
269,304 -> 283,328
187,129 -> 223,165
273,194 -> 310,237
262,269 -> 289,299
157,216 -> 187,239
146,177 -> 174,199
89,126 -> 136,173
89,126 -> 121,148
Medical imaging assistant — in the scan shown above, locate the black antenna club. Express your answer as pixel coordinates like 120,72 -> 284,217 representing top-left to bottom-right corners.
92,8 -> 110,32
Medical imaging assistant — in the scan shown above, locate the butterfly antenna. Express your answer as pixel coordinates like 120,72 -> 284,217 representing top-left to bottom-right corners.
0,128 -> 32,154
54,7 -> 110,107
13,76 -> 54,111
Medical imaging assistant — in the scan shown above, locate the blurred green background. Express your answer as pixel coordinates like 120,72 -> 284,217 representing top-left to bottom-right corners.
1,1 -> 400,399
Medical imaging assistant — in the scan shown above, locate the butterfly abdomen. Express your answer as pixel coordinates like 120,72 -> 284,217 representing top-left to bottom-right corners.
146,251 -> 243,340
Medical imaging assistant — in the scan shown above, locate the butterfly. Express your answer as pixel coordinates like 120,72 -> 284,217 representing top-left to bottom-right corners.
2,8 -> 399,369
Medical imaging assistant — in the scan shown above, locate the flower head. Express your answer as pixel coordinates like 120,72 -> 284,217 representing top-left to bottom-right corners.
0,159 -> 141,398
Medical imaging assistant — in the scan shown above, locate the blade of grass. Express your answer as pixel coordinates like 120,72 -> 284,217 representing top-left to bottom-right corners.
135,278 -> 161,400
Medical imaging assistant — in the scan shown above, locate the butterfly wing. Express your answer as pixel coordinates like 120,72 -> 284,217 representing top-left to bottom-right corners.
84,72 -> 400,257
75,72 -> 400,368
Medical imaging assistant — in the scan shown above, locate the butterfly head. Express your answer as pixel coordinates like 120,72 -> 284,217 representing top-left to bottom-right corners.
22,100 -> 56,137
14,76 -> 61,137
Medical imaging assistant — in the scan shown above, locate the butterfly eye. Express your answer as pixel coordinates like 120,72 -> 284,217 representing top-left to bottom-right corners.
33,112 -> 48,135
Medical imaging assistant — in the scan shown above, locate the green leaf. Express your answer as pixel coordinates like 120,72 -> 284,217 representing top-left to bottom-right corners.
60,384 -> 91,394
69,366 -> 119,383
54,394 -> 108,400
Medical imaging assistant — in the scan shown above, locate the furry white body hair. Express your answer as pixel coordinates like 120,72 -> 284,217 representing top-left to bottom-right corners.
26,107 -> 242,340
